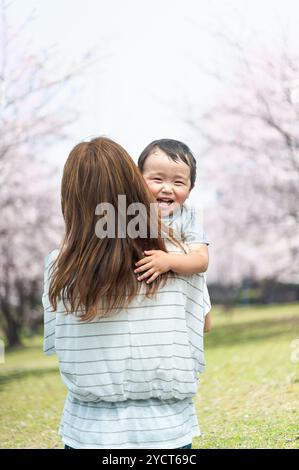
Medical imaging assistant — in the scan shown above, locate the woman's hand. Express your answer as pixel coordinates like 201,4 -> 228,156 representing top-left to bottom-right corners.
134,250 -> 172,284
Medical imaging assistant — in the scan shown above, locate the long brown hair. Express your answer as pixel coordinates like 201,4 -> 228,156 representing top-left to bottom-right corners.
49,137 -> 179,321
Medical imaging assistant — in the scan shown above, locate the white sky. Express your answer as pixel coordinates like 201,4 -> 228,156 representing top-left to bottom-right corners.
7,0 -> 299,208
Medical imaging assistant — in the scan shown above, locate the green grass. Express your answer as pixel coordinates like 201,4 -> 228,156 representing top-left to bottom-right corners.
0,303 -> 299,448
194,303 -> 299,449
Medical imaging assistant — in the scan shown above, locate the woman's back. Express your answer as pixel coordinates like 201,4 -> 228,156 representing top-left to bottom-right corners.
44,246 -> 211,404
43,137 -> 211,448
43,246 -> 211,449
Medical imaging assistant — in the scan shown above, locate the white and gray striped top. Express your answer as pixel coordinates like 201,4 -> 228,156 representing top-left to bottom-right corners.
43,246 -> 211,448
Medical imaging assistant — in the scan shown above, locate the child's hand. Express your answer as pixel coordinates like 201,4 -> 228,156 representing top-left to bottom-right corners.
134,250 -> 171,284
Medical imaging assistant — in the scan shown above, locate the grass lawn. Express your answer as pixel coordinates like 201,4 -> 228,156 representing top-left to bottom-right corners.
0,303 -> 298,449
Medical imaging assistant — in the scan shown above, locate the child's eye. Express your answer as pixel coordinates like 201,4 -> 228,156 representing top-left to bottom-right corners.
153,178 -> 162,181
175,181 -> 184,185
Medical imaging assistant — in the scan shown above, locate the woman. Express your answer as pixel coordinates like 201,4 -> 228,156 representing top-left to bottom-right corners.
43,137 -> 211,449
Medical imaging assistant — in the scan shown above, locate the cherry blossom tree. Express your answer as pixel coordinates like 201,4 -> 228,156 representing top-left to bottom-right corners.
0,154 -> 63,346
0,1 -> 94,346
189,34 -> 299,288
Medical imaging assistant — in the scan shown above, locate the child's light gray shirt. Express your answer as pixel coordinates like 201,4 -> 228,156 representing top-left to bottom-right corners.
161,203 -> 209,245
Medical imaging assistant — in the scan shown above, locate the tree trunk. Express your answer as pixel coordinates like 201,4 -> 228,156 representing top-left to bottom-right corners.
0,299 -> 22,348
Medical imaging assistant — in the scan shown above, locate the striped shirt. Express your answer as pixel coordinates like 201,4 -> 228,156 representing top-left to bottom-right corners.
43,244 -> 211,449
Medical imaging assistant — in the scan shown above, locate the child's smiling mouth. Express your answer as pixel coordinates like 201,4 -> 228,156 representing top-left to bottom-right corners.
156,197 -> 175,208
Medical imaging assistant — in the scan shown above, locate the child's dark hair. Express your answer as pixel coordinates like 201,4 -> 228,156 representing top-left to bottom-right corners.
138,139 -> 197,189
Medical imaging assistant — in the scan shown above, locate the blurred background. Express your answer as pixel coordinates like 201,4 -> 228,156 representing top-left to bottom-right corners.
0,0 -> 298,449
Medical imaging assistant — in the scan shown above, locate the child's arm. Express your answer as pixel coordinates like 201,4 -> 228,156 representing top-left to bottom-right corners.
166,243 -> 209,274
180,242 -> 209,272
134,244 -> 209,284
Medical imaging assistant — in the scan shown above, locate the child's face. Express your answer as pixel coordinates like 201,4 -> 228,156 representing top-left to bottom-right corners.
142,148 -> 192,215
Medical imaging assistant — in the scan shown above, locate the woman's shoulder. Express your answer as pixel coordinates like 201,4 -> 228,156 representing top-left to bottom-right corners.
44,248 -> 60,268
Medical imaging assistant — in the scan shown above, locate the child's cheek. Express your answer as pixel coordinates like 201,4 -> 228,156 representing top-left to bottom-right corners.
147,182 -> 159,197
